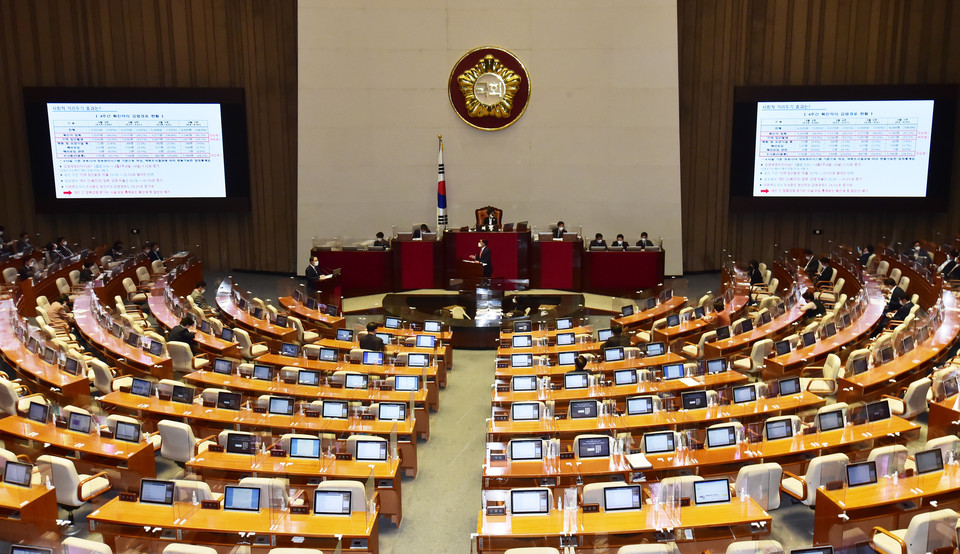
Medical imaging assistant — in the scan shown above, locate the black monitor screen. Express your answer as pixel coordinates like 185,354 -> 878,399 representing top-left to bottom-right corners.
643,431 -> 675,454
645,342 -> 665,356
139,479 -> 175,505
115,420 -> 141,443
63,356 -> 80,376
662,363 -> 684,380
511,402 -> 540,421
279,342 -> 299,357
512,334 -> 532,348
394,375 -> 420,391
577,436 -> 609,458
424,320 -> 442,332
226,433 -> 257,454
569,400 -> 598,419
774,340 -> 792,356
377,402 -> 406,421
384,316 -> 401,329
866,400 -> 891,422
268,397 -> 295,416
556,332 -> 576,346
511,353 -> 533,367
818,410 -> 844,431
846,461 -> 878,487
513,320 -> 532,333
213,358 -> 234,375
355,440 -> 388,462
298,370 -> 320,386
319,347 -> 338,362
715,326 -> 731,340
509,439 -> 542,461
407,353 -> 429,368
603,347 -> 624,362
739,319 -> 754,334
682,391 -> 708,410
67,411 -> 91,433
27,402 -> 48,423
621,305 -> 634,317
511,375 -> 538,392
614,369 -> 637,385
694,478 -> 731,505
314,490 -> 352,515
556,318 -> 573,330
666,314 -> 680,327
706,426 -> 737,448
171,385 -> 195,404
915,448 -> 945,475
130,378 -> 152,397
706,358 -> 727,374
511,489 -> 550,514
223,486 -> 261,512
778,377 -> 801,396
148,340 -> 163,356
564,372 -> 588,390
603,485 -> 642,511
252,364 -> 273,381
344,373 -> 369,390
220,327 -> 235,342
851,356 -> 869,375
802,331 -> 817,347
336,329 -> 354,342
289,437 -> 321,459
322,401 -> 348,419
765,419 -> 793,440
626,396 -> 654,415
217,391 -> 242,410
732,385 -> 757,404
3,461 -> 33,487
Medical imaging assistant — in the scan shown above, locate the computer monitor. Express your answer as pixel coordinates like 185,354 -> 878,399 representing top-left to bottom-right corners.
384,316 -> 402,329
220,327 -> 235,342
217,391 -> 242,410
322,400 -> 348,419
279,342 -> 299,357
511,375 -> 538,392
661,363 -> 684,380
26,336 -> 39,355
250,307 -> 263,319
252,364 -> 273,381
289,437 -> 321,459
509,439 -> 542,461
604,347 -> 624,362
148,340 -> 164,356
846,460 -> 878,487
319,347 -> 338,362
510,489 -> 550,515
394,375 -> 420,391
67,411 -> 91,433
62,357 -> 81,376
660,289 -> 674,301
765,419 -> 793,440
139,479 -> 175,505
323,304 -> 339,317
511,402 -> 540,421
694,478 -> 731,505
362,351 -> 384,365
614,369 -> 638,386
621,305 -> 634,317
513,320 -> 532,333
643,431 -> 676,454
878,345 -> 895,364
569,400 -> 598,419
268,396 -> 295,416
823,322 -> 837,338
564,372 -> 588,390
375,332 -> 392,344
681,391 -> 708,410
237,297 -> 247,310
344,373 -> 369,390
597,328 -> 613,342
915,448 -> 945,475
557,351 -> 578,367
424,320 -> 442,333
378,402 -> 406,421
3,461 -> 33,487
778,377 -> 801,396
226,433 -> 257,455
866,400 -> 891,422
899,335 -> 915,354
556,318 -> 573,330
576,436 -> 610,458
732,385 -> 757,404
213,358 -> 234,375
715,325 -> 731,340
818,409 -> 845,431
130,377 -> 152,397
645,297 -> 658,310
313,489 -> 352,515
694,306 -> 706,319
511,353 -> 533,368
841,313 -> 852,329
298,370 -> 320,386
223,486 -> 261,512
115,420 -> 141,443
802,331 -> 817,347
774,339 -> 792,356
739,319 -> 754,334
603,485 -> 642,512
124,332 -> 141,348
415,334 -> 436,348
305,297 -> 318,310
666,314 -> 680,327
706,358 -> 727,374
761,310 -> 773,325
512,334 -> 533,348
199,320 -> 211,334
645,342 -> 665,357
355,440 -> 388,462
626,396 -> 654,415
556,332 -> 576,346
851,356 -> 869,375
41,346 -> 57,365
10,547 -> 54,554
706,425 -> 738,448
336,328 -> 354,342
26,402 -> 48,423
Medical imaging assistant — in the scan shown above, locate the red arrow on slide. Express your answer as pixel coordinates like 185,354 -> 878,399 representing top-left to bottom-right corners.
63,191 -> 72,195
760,189 -> 769,193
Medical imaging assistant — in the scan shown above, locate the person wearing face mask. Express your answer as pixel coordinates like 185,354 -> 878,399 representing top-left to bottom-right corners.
190,281 -> 210,311
469,238 -> 492,278
907,240 -> 930,263
148,242 -> 163,262
55,236 -> 74,257
16,232 -> 31,253
552,221 -> 566,239
636,232 -> 655,248
18,258 -> 37,281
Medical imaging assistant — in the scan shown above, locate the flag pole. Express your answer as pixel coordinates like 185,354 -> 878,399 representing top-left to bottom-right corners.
436,134 -> 447,235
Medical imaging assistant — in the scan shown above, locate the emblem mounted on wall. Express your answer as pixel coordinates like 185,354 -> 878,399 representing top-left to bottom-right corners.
448,47 -> 530,131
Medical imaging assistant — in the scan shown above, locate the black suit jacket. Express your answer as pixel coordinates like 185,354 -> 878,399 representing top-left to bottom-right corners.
602,335 -> 632,350
169,325 -> 196,351
887,286 -> 906,311
817,266 -> 834,284
484,215 -> 498,229
358,333 -> 385,352
636,239 -> 654,248
611,240 -> 627,249
57,244 -> 74,257
589,240 -> 607,248
892,301 -> 914,322
148,251 -> 162,262
305,264 -> 322,280
478,246 -> 492,277
804,256 -> 819,275
553,228 -> 565,238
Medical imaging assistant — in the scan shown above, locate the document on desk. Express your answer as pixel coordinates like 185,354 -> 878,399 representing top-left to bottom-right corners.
680,377 -> 700,387
626,452 -> 653,470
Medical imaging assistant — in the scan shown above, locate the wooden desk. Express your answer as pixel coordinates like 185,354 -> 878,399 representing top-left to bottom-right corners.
533,237 -> 582,290
0,415 -> 155,490
215,280 -> 298,348
97,391 -> 419,478
653,293 -> 750,346
475,500 -> 771,553
611,296 -> 686,331
313,337 -> 449,388
187,450 -> 403,525
311,247 -> 393,297
927,393 -> 960,439
0,481 -> 59,543
89,497 -> 380,553
0,300 -> 91,406
813,461 -> 960,547
581,249 -> 665,295
73,290 -> 174,380
493,352 -> 689,379
703,302 -> 805,359
183,370 -> 432,441
445,230 -> 532,282
16,252 -> 96,317
278,295 -> 346,334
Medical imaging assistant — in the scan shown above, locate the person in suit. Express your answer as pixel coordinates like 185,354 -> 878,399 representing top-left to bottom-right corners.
109,240 -> 124,260
147,242 -> 163,262
43,242 -> 62,265
305,256 -> 331,294
947,259 -> 960,281
470,238 -> 492,278
858,244 -> 874,266
482,211 -> 499,231
16,232 -> 32,253
602,323 -> 632,350
800,291 -> 826,323
55,237 -> 74,258
552,221 -> 566,239
589,233 -> 606,248
802,249 -> 819,276
191,281 -> 210,311
373,232 -> 388,247
937,250 -> 958,275
635,232 -> 655,248
816,257 -> 835,285
412,224 -> 431,239
610,234 -> 628,249
78,260 -> 95,283
169,315 -> 197,351
359,321 -> 385,352
747,260 -> 764,285
907,240 -> 930,262
875,295 -> 914,336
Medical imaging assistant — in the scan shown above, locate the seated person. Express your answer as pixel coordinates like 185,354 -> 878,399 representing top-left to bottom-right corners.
55,236 -> 74,258
18,259 -> 37,282
589,233 -> 606,248
148,242 -> 163,262
16,232 -> 32,253
169,316 -> 197,351
78,260 -> 95,283
875,295 -> 914,336
602,323 -> 632,350
816,257 -> 835,285
43,242 -> 61,265
884,278 -> 907,312
635,232 -> 655,248
800,291 -> 826,323
906,240 -> 929,262
858,244 -> 874,266
359,322 -> 385,352
708,297 -> 731,327
610,234 -> 628,249
0,226 -> 10,253
412,224 -> 431,239
802,249 -> 819,276
481,210 -> 499,231
47,294 -> 73,328
109,240 -> 124,260
947,259 -> 960,281
552,221 -> 567,239
373,232 -> 389,247
572,354 -> 592,374
191,281 -> 210,311
747,260 -> 764,285
938,250 -> 958,275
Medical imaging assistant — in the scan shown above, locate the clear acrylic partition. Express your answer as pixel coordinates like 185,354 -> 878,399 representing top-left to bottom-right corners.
408,392 -> 416,429
363,466 -> 376,526
389,424 -> 399,461
331,538 -> 343,554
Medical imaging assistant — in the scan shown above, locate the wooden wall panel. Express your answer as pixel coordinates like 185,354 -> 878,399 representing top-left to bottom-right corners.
0,0 -> 297,273
678,0 -> 960,271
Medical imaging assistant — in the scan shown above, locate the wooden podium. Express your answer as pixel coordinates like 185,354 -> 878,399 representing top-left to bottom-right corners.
456,259 -> 484,286
308,273 -> 342,310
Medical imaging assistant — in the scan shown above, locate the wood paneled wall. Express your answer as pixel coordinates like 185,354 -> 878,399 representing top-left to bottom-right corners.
678,0 -> 960,272
0,0 -> 298,273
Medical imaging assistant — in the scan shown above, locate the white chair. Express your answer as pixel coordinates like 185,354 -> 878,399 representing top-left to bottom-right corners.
871,508 -> 959,554
725,542 -> 784,554
735,462 -> 783,510
62,537 -> 114,554
289,316 -> 319,344
732,338 -> 773,376
315,480 -> 367,513
682,330 -> 716,359
799,353 -> 842,396
2,266 -> 17,285
106,413 -> 161,449
173,479 -> 217,503
157,420 -> 213,463
636,317 -> 667,343
658,475 -> 703,502
815,277 -> 845,303
36,454 -> 110,508
780,452 -> 848,506
0,377 -> 42,416
234,328 -> 268,360
88,358 -> 131,395
162,546 -> 219,554
883,377 -> 931,419
151,259 -> 166,274
582,482 -> 640,512
876,259 -> 890,278
868,445 -> 908,477
167,341 -> 210,372
135,265 -> 153,287
121,277 -> 147,303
